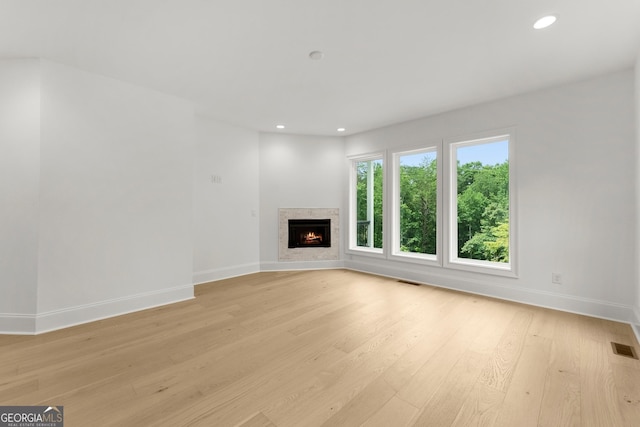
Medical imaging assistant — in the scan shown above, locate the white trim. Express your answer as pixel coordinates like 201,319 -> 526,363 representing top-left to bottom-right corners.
347,152 -> 386,254
345,246 -> 385,258
0,313 -> 37,335
33,284 -> 194,335
632,306 -> 640,344
389,251 -> 439,266
633,323 -> 640,345
444,257 -> 516,278
3,268 -> 637,341
193,263 -> 261,285
344,258 -> 635,325
444,128 -> 517,277
260,260 -> 345,271
389,144 -> 442,266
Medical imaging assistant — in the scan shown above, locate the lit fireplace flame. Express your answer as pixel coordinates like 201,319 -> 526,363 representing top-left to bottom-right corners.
303,232 -> 323,244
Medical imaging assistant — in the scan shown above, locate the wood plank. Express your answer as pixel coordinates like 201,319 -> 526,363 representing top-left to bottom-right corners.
537,311 -> 581,427
451,382 -> 505,427
477,309 -> 533,392
319,376 -> 396,427
580,338 -> 625,427
263,317 -> 429,426
361,396 -> 419,427
235,412 -> 277,427
493,334 -> 552,426
411,350 -> 489,426
380,288 -> 465,392
610,358 -> 640,426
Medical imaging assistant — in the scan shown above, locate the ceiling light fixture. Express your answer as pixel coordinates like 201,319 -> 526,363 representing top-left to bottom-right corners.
337,128 -> 346,132
533,15 -> 557,29
309,51 -> 324,60
276,124 -> 285,129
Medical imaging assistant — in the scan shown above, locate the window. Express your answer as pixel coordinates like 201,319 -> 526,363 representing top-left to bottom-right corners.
348,129 -> 516,277
447,133 -> 515,274
392,148 -> 439,261
349,155 -> 384,252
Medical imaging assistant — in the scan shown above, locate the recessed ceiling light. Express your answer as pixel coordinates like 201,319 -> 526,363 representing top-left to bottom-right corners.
337,128 -> 346,132
276,124 -> 285,129
309,51 -> 324,60
533,15 -> 557,29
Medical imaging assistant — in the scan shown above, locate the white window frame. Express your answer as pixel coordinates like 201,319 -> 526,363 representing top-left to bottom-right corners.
347,152 -> 386,256
390,145 -> 442,266
444,129 -> 517,277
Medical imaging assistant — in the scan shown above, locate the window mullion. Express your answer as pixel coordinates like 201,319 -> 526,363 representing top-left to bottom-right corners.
367,160 -> 374,248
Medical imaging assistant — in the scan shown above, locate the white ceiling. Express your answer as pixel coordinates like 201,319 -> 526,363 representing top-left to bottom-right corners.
1,0 -> 639,136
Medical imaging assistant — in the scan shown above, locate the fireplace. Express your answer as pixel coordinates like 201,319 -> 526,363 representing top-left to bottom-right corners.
288,219 -> 331,248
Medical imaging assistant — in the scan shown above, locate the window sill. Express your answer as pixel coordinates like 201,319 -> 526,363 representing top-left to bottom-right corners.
346,246 -> 385,258
445,257 -> 517,278
390,251 -> 440,267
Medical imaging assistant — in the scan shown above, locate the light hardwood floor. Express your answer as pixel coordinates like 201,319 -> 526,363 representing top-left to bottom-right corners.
1,270 -> 639,426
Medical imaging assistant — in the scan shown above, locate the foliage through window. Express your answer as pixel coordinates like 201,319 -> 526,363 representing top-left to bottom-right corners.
355,158 -> 383,249
395,150 -> 437,257
452,137 -> 510,264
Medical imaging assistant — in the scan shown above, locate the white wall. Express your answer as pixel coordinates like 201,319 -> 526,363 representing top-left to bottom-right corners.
0,59 -> 41,332
1,60 -> 196,333
635,54 -> 640,339
259,133 -> 345,268
193,115 -> 260,283
346,69 -> 637,323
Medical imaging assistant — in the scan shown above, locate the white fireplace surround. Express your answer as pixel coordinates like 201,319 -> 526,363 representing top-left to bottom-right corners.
279,208 -> 339,261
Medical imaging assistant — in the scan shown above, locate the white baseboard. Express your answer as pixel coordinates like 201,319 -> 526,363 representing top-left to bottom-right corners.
193,263 -> 261,285
0,313 -> 37,335
632,306 -> 640,344
31,284 -> 194,335
260,260 -> 345,271
5,261 -> 637,340
345,258 -> 636,327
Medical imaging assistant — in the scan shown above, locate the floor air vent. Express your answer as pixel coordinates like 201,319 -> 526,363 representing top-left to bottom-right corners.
611,342 -> 638,360
397,280 -> 422,286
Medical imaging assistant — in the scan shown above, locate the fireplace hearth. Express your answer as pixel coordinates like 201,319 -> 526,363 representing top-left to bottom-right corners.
288,219 -> 331,248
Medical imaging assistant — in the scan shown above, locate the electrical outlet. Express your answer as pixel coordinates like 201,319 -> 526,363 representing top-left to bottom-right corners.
551,273 -> 562,284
